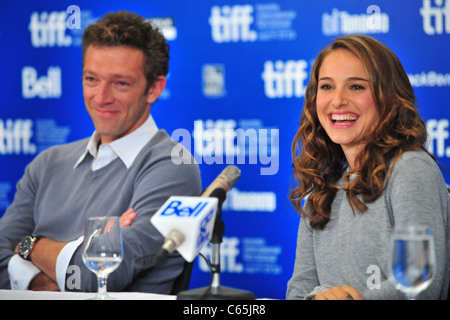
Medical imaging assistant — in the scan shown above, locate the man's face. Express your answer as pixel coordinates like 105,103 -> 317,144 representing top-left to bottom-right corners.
82,45 -> 165,144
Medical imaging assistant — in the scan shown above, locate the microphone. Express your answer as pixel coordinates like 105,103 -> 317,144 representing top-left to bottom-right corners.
158,165 -> 241,258
200,165 -> 241,203
143,229 -> 186,270
150,196 -> 218,264
136,165 -> 241,271
176,165 -> 254,300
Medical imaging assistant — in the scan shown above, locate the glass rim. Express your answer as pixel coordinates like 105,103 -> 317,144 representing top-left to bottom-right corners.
392,224 -> 433,233
86,216 -> 120,221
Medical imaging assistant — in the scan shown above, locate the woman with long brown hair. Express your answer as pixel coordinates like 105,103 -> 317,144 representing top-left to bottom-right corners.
287,35 -> 450,300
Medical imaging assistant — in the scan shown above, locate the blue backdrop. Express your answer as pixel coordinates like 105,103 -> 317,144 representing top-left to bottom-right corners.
1,0 -> 449,299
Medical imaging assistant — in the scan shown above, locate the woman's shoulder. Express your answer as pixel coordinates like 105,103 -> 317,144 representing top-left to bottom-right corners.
395,149 -> 436,170
390,149 -> 445,186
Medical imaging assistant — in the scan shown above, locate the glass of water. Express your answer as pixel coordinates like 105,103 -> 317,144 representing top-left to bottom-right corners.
82,216 -> 123,300
388,224 -> 436,300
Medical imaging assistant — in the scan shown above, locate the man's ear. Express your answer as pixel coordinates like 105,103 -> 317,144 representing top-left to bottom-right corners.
146,76 -> 167,105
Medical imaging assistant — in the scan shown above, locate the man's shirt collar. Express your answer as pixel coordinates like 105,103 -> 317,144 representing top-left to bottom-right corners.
74,115 -> 158,170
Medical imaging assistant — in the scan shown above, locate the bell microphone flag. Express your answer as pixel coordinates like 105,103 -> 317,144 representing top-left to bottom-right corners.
151,196 -> 218,262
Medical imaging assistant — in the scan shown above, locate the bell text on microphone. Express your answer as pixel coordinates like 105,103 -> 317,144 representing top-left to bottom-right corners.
137,165 -> 240,272
151,196 -> 218,263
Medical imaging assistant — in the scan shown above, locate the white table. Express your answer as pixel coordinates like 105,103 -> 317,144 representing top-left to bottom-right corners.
0,289 -> 176,300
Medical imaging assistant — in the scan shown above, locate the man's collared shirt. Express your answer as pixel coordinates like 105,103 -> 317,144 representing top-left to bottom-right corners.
74,115 -> 159,171
9,115 -> 159,291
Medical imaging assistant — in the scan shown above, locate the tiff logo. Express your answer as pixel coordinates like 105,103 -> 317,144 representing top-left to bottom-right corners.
261,60 -> 308,98
0,119 -> 36,155
427,119 -> 450,157
199,237 -> 243,273
171,120 -> 279,176
209,5 -> 257,43
420,0 -> 450,35
29,5 -> 80,47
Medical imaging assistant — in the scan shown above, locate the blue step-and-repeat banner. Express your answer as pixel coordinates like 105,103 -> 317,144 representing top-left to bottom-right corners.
0,0 -> 449,299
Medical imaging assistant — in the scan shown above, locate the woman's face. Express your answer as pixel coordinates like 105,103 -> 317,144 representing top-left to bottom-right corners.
316,48 -> 380,167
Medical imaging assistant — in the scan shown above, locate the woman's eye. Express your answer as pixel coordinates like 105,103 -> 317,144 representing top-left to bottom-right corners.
320,84 -> 332,90
351,84 -> 365,90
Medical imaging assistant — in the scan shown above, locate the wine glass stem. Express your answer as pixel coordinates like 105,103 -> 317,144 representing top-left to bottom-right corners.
96,275 -> 109,299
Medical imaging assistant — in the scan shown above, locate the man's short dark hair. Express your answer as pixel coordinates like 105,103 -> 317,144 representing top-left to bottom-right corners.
82,11 -> 169,92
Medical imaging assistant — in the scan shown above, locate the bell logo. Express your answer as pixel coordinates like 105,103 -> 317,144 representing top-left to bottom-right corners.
22,66 -> 62,99
159,200 -> 208,217
196,209 -> 214,252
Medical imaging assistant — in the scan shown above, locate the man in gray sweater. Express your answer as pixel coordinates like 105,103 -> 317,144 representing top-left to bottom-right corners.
0,11 -> 201,294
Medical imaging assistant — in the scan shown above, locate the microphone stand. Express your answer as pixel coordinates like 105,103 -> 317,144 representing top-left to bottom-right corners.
177,190 -> 255,300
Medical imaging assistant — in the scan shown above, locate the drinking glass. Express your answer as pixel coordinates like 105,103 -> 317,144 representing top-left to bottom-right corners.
388,225 -> 436,300
82,216 -> 123,300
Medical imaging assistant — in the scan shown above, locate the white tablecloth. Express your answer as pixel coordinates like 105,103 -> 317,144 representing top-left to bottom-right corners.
0,289 -> 176,300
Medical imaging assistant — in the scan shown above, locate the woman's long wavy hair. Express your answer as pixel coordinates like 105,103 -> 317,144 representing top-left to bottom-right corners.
290,35 -> 430,229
